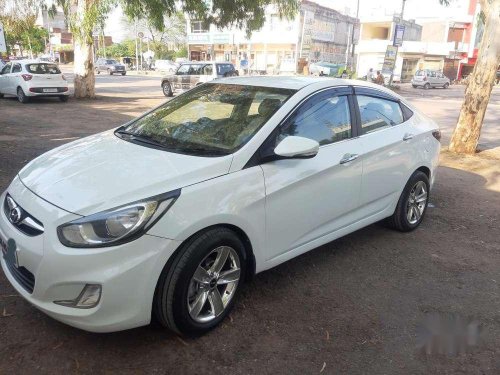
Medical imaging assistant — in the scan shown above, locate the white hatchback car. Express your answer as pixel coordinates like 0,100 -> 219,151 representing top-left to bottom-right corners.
0,60 -> 69,103
0,77 -> 440,335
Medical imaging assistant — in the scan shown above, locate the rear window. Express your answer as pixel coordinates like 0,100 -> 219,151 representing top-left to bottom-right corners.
176,64 -> 204,75
26,64 -> 61,74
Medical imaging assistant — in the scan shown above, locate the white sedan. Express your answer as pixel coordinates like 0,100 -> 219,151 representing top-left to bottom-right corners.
0,77 -> 440,335
0,60 -> 69,103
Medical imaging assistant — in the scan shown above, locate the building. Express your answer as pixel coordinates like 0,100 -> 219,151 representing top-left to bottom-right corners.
356,0 -> 482,82
186,0 -> 359,74
36,9 -> 113,63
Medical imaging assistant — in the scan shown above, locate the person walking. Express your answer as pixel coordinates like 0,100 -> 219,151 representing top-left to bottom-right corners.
375,70 -> 385,85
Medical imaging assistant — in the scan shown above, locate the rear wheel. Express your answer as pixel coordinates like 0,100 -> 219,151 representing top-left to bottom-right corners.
121,72 -> 126,76
423,83 -> 430,90
154,227 -> 247,336
162,81 -> 173,97
443,82 -> 449,89
108,69 -> 113,75
59,95 -> 69,102
412,84 -> 417,88
387,171 -> 430,232
95,68 -> 100,75
17,87 -> 29,103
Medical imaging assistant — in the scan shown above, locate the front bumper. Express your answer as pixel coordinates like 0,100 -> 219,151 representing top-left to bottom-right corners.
0,177 -> 181,332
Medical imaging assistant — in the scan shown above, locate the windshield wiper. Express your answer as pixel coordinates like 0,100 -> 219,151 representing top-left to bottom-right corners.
171,146 -> 230,156
115,128 -> 168,149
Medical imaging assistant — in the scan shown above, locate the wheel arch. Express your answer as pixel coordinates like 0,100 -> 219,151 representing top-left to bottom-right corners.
416,165 -> 431,180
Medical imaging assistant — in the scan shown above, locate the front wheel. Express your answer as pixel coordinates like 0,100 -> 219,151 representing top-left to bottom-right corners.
108,69 -> 113,75
443,82 -> 449,89
121,72 -> 126,76
424,83 -> 430,90
59,95 -> 69,102
412,84 -> 417,88
387,171 -> 430,232
162,81 -> 173,97
17,87 -> 29,103
154,228 -> 247,336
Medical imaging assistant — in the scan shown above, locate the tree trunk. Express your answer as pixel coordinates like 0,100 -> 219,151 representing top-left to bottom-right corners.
449,0 -> 500,154
73,39 -> 95,98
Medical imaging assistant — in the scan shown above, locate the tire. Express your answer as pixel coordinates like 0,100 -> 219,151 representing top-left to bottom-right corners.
443,82 -> 449,89
0,93 -> 4,98
17,87 -> 29,103
424,83 -> 430,90
121,72 -> 126,76
95,68 -> 100,75
108,69 -> 113,75
59,95 -> 69,102
412,84 -> 417,88
154,227 -> 247,336
386,171 -> 430,232
162,81 -> 173,97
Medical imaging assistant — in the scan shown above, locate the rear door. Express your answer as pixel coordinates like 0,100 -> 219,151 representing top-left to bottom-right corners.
353,87 -> 413,218
260,87 -> 364,263
0,63 -> 12,94
9,63 -> 23,95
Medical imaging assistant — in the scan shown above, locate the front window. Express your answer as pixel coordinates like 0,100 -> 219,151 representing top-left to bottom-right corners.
117,83 -> 296,156
26,63 -> 61,74
415,70 -> 426,77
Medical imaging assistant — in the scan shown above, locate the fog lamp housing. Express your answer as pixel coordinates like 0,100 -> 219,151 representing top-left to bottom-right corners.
54,284 -> 102,309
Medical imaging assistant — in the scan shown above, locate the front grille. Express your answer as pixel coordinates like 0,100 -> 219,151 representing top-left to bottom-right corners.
6,261 -> 35,293
3,194 -> 44,236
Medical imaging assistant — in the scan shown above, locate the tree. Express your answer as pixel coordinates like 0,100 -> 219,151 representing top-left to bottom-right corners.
0,0 -> 48,57
449,0 -> 500,154
62,0 -> 299,98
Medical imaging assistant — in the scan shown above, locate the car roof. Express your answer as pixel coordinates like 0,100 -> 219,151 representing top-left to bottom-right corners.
180,61 -> 233,66
10,60 -> 56,65
216,76 -> 360,90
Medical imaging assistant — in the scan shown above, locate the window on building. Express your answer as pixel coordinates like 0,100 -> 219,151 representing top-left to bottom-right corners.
357,95 -> 404,134
191,20 -> 208,33
277,94 -> 352,146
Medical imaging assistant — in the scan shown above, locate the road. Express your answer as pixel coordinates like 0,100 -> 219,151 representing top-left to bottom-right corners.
0,75 -> 499,374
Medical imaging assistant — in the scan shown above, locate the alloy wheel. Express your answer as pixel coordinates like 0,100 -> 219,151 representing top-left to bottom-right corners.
187,246 -> 241,323
406,181 -> 428,225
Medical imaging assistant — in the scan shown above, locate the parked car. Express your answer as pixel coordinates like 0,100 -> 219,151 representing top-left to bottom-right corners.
154,59 -> 179,73
0,60 -> 69,103
0,77 -> 440,335
161,61 -> 237,96
411,69 -> 450,89
95,58 -> 126,75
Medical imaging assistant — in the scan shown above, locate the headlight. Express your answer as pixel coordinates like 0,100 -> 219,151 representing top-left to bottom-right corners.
57,190 -> 180,248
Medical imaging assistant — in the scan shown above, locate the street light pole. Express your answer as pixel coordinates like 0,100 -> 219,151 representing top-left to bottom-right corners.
388,0 -> 406,86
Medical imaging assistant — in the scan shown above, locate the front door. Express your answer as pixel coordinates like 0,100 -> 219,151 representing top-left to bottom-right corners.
353,88 -> 412,217
260,87 -> 363,263
0,63 -> 12,95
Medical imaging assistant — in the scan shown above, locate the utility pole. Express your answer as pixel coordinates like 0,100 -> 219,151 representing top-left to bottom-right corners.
388,0 -> 406,86
351,0 -> 360,71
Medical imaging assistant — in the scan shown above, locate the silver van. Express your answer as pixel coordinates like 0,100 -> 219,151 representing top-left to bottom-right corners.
412,70 -> 450,89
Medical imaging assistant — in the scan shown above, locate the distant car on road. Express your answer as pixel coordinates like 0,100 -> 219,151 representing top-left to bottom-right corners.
0,60 -> 69,103
95,58 -> 126,76
411,70 -> 450,89
154,60 -> 179,73
161,61 -> 237,97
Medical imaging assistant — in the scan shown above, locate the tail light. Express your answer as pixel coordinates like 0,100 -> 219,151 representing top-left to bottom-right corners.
21,74 -> 33,81
62,74 -> 67,81
432,130 -> 441,142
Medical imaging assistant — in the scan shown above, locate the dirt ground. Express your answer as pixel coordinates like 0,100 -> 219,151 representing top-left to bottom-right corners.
0,83 -> 499,374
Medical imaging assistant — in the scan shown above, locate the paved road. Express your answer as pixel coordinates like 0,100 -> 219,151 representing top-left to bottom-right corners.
0,75 -> 499,374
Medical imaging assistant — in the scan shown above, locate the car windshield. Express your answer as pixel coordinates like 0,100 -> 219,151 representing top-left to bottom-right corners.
107,60 -> 119,64
118,83 -> 296,156
26,63 -> 61,74
415,70 -> 426,76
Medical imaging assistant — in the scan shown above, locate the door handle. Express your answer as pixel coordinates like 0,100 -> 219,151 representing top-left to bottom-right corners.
403,133 -> 414,141
339,153 -> 359,164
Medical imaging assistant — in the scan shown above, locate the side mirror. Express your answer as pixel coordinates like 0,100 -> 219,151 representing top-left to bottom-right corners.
274,136 -> 319,159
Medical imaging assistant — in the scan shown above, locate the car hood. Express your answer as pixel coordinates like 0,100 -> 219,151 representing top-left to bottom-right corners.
18,130 -> 233,215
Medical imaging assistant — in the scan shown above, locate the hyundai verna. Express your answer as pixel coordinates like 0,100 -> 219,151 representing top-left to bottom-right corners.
0,77 -> 440,335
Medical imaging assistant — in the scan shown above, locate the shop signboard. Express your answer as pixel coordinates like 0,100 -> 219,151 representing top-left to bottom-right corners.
382,45 -> 398,74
